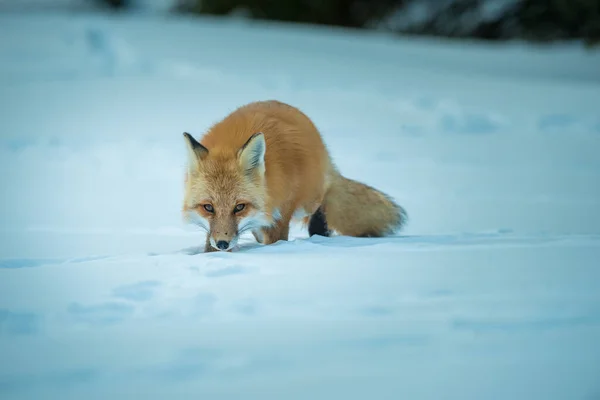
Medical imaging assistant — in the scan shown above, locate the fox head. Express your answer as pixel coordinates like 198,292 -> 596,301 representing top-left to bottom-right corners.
181,131 -> 269,251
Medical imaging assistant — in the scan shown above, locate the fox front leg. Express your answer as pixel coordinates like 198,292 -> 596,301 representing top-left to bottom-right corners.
204,236 -> 218,253
251,229 -> 264,244
261,215 -> 292,245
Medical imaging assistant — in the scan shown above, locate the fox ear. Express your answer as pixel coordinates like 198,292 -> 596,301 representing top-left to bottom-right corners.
183,132 -> 208,170
238,132 -> 266,176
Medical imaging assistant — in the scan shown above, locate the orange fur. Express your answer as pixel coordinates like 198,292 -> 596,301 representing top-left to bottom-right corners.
181,100 -> 407,252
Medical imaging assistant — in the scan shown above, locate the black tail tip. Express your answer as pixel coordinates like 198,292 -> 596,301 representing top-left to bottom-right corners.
308,207 -> 330,237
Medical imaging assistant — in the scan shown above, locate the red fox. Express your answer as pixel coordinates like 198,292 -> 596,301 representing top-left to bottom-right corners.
182,100 -> 407,252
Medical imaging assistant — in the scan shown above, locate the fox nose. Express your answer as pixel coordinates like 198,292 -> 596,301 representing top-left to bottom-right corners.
216,240 -> 229,250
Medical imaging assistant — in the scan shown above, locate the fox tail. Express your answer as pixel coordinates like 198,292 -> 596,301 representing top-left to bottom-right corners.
312,171 -> 407,238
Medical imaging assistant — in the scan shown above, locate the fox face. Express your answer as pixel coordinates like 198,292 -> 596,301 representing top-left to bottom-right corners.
182,132 -> 270,251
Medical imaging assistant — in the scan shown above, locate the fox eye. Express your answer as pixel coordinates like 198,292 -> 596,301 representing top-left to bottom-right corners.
234,204 -> 245,213
203,204 -> 214,213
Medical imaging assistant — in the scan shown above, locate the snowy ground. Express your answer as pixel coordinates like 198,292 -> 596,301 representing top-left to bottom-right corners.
1,9 -> 600,400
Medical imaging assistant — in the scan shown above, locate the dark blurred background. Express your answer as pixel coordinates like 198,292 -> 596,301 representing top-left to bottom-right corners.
99,0 -> 599,47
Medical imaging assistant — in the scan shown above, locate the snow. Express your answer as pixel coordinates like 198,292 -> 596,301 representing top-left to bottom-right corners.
1,8 -> 600,400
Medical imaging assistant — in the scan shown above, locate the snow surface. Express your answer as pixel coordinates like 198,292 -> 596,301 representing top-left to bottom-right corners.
1,9 -> 600,400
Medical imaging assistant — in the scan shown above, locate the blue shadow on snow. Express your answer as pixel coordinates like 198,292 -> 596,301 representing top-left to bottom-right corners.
0,368 -> 99,393
67,302 -> 134,326
112,280 -> 161,302
0,309 -> 41,336
537,113 -> 577,130
452,314 -> 600,333
204,265 -> 247,278
439,113 -> 500,135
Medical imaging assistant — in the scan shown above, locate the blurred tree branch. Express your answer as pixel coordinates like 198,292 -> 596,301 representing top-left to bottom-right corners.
94,0 -> 130,10
172,0 -> 600,46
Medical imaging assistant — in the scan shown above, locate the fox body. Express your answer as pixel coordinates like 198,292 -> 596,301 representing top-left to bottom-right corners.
182,100 -> 407,252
